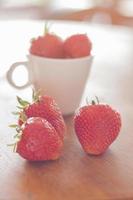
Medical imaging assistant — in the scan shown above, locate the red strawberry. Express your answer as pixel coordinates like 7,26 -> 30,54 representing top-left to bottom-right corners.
74,101 -> 121,155
17,91 -> 66,140
16,117 -> 63,161
64,34 -> 92,58
30,33 -> 65,58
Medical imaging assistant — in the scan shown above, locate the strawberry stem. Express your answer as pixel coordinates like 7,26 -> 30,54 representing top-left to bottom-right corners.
43,22 -> 52,35
86,96 -> 100,105
44,22 -> 49,35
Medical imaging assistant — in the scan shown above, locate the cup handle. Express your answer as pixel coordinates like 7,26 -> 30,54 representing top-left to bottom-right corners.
6,61 -> 31,89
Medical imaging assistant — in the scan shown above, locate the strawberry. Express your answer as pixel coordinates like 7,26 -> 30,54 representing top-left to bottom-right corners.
30,24 -> 64,58
16,117 -> 63,161
64,34 -> 92,58
16,91 -> 66,140
74,99 -> 121,155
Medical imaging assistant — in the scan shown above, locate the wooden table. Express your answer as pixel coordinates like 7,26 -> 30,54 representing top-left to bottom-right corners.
0,20 -> 133,200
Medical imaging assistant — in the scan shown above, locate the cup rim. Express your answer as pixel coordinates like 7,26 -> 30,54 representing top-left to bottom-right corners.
28,54 -> 94,62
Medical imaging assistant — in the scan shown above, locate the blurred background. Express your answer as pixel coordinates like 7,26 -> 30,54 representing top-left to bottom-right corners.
0,0 -> 133,27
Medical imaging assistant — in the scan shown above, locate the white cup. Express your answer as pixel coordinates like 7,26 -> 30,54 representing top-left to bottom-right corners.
6,54 -> 93,115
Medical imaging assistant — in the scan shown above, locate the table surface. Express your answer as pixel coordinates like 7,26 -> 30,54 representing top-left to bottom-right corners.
0,20 -> 133,200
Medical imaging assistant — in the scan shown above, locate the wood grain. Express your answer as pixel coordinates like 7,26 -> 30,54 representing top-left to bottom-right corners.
0,21 -> 133,200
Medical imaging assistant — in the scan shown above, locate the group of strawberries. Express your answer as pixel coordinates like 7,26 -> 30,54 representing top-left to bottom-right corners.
10,27 -> 121,161
11,92 -> 66,161
11,91 -> 121,161
30,30 -> 92,58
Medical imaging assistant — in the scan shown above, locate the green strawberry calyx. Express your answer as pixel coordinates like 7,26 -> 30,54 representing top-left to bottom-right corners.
8,124 -> 22,152
15,89 -> 41,110
14,89 -> 42,122
9,89 -> 42,152
15,89 -> 41,119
